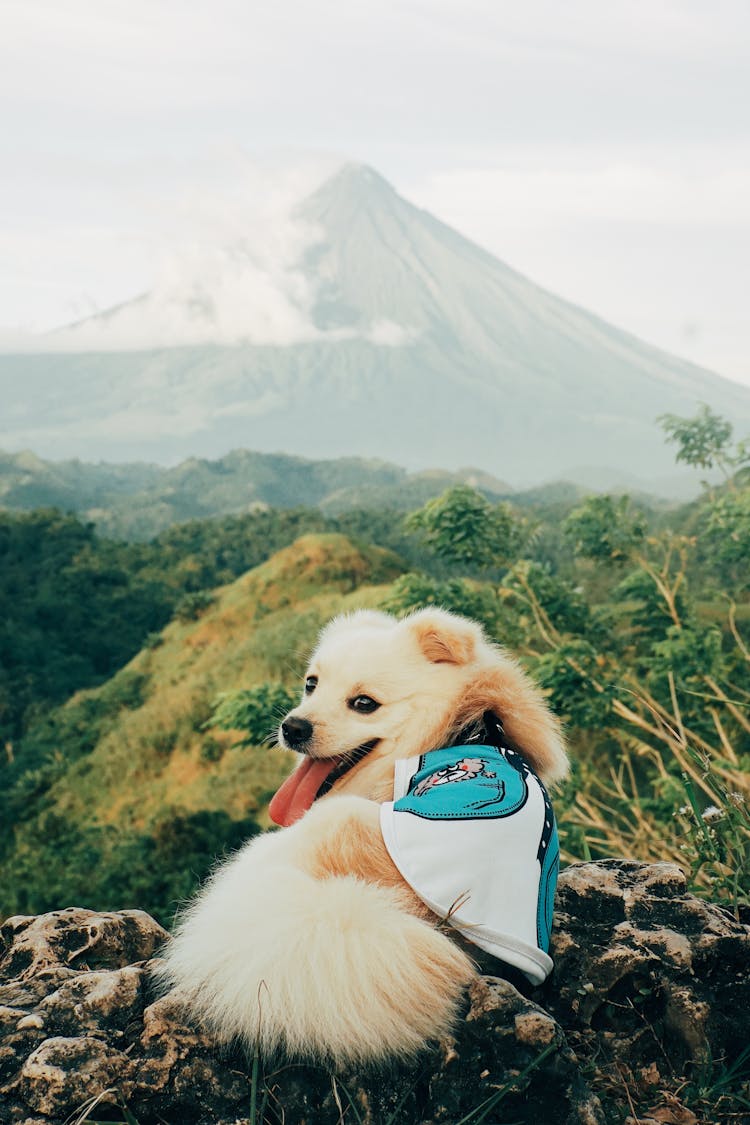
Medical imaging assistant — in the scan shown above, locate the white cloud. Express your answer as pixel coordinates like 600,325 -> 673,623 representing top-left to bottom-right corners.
5,156 -> 419,350
46,163 -> 330,348
365,320 -> 418,346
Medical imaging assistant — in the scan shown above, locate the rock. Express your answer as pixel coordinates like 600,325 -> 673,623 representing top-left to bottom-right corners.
12,1036 -> 133,1117
0,863 -> 747,1124
544,860 -> 750,1076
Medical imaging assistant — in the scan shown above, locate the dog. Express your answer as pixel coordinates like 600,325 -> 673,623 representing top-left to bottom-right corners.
158,607 -> 568,1064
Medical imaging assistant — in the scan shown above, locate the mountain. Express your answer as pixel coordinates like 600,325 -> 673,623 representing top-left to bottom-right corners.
2,162 -> 749,486
0,446 -> 512,539
0,448 -> 163,513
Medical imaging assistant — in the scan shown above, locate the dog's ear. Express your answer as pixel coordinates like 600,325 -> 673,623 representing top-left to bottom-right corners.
407,609 -> 479,665
460,659 -> 569,784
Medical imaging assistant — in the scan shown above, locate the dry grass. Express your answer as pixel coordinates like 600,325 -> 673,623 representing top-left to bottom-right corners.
44,536 -> 395,835
559,666 -> 750,913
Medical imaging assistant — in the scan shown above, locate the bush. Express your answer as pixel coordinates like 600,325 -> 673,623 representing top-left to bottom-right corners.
174,591 -> 215,622
208,682 -> 299,747
1,810 -> 262,927
381,573 -> 511,641
200,736 -> 224,763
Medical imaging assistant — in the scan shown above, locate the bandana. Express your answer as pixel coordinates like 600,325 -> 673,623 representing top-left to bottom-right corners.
379,736 -> 559,985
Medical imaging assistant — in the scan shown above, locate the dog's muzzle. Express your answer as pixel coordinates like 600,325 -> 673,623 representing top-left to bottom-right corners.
281,716 -> 313,749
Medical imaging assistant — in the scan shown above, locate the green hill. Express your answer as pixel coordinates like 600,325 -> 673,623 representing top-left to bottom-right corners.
3,464 -> 746,941
0,447 -> 511,540
0,534 -> 402,924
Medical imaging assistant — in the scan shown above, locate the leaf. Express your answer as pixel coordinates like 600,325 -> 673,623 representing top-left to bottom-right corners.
647,1097 -> 698,1124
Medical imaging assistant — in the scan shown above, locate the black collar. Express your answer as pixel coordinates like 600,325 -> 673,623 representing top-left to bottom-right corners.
451,710 -> 507,751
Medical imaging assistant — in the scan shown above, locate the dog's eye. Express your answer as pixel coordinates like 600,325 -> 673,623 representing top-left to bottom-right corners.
349,695 -> 380,714
304,676 -> 318,695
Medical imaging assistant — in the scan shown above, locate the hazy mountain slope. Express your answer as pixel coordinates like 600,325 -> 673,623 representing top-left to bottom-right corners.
0,448 -> 162,511
2,163 -> 748,484
0,534 -> 401,919
0,446 -> 511,539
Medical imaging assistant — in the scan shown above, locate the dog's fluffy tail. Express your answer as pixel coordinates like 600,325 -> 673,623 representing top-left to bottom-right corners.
156,842 -> 475,1064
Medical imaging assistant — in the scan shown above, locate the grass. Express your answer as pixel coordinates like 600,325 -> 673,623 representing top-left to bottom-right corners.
559,705 -> 750,916
678,1044 -> 750,1119
453,1042 -> 559,1125
20,538 -> 394,836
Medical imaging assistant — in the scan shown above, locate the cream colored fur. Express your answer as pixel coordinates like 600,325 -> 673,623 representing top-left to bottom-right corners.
157,608 -> 568,1064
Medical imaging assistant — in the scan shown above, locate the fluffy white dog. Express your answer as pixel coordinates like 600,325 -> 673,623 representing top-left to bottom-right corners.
158,608 -> 568,1063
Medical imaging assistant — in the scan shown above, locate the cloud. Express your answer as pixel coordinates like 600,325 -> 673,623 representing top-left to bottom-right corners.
12,157 -> 418,351
365,320 -> 418,346
48,204 -> 326,349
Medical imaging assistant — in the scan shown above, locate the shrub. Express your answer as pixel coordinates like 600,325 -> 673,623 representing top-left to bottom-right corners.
174,591 -> 215,622
381,573 -> 512,641
200,736 -> 224,763
208,682 -> 299,747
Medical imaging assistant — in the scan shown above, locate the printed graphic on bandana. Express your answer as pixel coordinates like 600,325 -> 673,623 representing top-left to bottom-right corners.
394,744 -> 529,821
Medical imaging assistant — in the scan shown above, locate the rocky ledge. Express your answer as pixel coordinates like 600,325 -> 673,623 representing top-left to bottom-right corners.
0,860 -> 748,1125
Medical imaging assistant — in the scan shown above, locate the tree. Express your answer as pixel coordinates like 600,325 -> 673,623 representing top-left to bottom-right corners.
658,406 -> 750,587
657,403 -> 749,486
563,494 -> 645,564
704,490 -> 750,588
564,495 -> 689,629
405,485 -> 526,570
209,682 -> 298,746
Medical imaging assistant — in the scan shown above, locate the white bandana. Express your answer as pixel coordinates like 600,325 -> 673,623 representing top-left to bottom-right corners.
379,743 -> 558,984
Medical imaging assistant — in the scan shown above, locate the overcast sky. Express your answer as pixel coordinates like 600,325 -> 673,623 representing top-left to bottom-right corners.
2,0 -> 749,386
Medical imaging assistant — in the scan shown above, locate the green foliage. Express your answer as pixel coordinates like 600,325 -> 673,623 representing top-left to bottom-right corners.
200,735 -> 224,762
647,623 -> 724,694
678,1042 -> 750,1119
381,573 -> 511,640
210,682 -> 299,746
704,489 -> 750,585
2,412 -> 749,929
146,727 -> 178,758
611,567 -> 686,640
394,432 -> 750,915
0,445 -> 513,541
0,493 -> 578,750
564,494 -> 646,563
151,507 -> 332,590
535,641 -> 615,729
658,403 -> 736,474
0,510 -> 173,741
4,809 -> 261,926
0,506 -> 404,745
405,485 -> 526,570
0,691 -> 123,847
501,561 -> 601,641
174,590 -> 216,622
674,769 -> 750,916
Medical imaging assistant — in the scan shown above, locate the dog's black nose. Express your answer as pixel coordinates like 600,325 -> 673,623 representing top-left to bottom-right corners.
281,716 -> 313,748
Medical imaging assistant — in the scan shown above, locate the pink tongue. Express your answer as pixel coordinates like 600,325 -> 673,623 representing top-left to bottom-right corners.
269,756 -> 340,827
